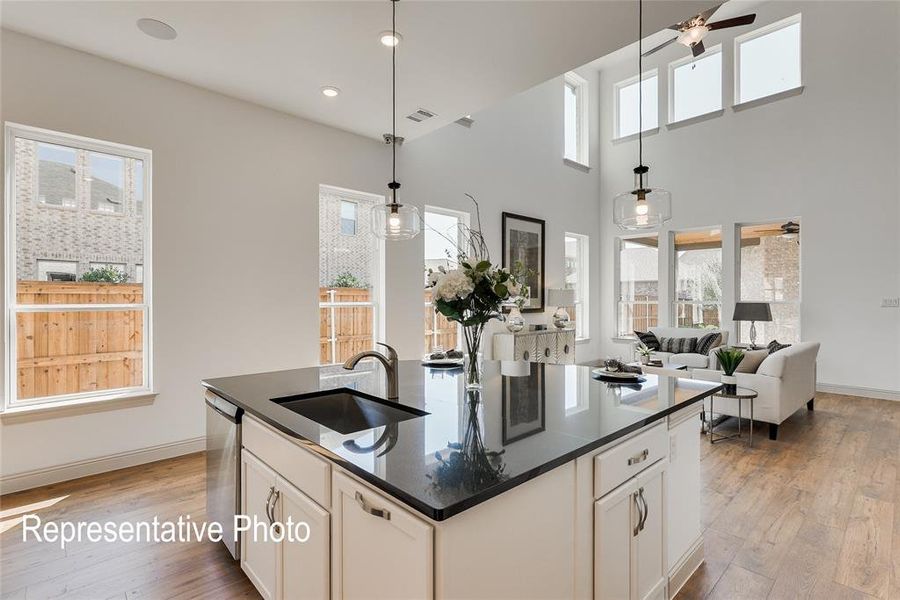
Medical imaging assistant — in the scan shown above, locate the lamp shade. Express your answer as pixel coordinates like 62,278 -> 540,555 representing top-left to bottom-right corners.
371,202 -> 421,241
732,302 -> 772,322
547,288 -> 576,307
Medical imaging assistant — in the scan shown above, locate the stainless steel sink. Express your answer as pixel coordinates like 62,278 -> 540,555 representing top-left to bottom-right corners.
270,389 -> 428,434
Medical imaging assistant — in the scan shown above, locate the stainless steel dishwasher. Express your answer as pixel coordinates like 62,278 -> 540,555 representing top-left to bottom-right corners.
205,392 -> 243,560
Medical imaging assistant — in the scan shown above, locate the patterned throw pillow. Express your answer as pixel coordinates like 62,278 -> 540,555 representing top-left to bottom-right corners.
767,340 -> 792,354
633,330 -> 660,351
657,336 -> 699,354
696,332 -> 721,355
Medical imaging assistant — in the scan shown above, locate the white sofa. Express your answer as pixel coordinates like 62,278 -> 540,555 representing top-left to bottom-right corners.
646,327 -> 729,371
692,341 -> 820,440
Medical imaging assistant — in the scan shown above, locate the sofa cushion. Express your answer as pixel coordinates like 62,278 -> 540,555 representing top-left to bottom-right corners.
736,349 -> 768,373
767,339 -> 792,354
634,330 -> 660,351
658,336 -> 698,354
671,353 -> 709,368
696,332 -> 721,355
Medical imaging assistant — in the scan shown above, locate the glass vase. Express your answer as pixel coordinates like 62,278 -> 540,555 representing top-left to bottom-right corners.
462,322 -> 485,389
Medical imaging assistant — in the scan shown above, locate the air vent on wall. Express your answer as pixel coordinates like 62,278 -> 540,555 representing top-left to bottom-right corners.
406,108 -> 437,123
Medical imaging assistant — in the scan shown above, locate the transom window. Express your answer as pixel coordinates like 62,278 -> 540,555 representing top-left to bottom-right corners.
735,14 -> 802,104
6,123 -> 152,409
673,229 -> 722,329
669,47 -> 722,123
615,70 -> 658,138
564,71 -> 589,166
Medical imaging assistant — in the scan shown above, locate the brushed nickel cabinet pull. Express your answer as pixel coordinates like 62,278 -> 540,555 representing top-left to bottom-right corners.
264,486 -> 276,525
632,492 -> 643,537
628,448 -> 650,466
355,491 -> 391,521
637,487 -> 648,532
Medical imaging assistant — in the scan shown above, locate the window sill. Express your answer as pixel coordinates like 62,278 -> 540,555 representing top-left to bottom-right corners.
1,390 -> 157,424
563,158 -> 591,172
733,85 -> 804,112
612,336 -> 637,344
575,337 -> 591,345
666,108 -> 725,130
612,127 -> 659,144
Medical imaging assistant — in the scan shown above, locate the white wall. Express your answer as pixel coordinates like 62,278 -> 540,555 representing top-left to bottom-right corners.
596,1 -> 900,394
0,31 -> 390,482
398,66 -> 605,361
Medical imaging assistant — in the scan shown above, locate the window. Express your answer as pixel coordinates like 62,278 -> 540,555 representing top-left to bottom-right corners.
134,159 -> 145,217
6,124 -> 152,408
738,222 -> 801,343
735,14 -> 801,104
36,142 -> 77,208
424,206 -> 469,353
669,47 -> 722,123
564,71 -> 589,166
135,264 -> 144,284
319,185 -> 384,365
340,200 -> 357,235
673,229 -> 722,328
615,70 -> 658,138
564,233 -> 589,340
617,235 -> 659,336
37,259 -> 77,282
88,151 -> 125,214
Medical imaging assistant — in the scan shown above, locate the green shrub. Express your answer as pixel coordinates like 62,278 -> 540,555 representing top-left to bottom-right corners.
80,265 -> 129,284
331,272 -> 366,288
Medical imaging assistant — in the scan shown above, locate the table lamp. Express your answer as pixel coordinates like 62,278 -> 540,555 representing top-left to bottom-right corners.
732,302 -> 772,348
547,288 -> 576,329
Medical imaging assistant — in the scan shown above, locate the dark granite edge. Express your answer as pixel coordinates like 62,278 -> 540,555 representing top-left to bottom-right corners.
202,380 -> 723,522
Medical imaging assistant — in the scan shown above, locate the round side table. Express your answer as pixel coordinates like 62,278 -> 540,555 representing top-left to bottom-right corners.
708,387 -> 758,447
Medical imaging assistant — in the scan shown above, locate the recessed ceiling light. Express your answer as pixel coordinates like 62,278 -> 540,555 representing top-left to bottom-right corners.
321,86 -> 341,98
379,30 -> 402,47
136,18 -> 177,41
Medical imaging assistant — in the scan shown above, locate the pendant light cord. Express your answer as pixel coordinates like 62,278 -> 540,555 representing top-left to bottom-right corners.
391,0 -> 397,200
638,0 -> 643,168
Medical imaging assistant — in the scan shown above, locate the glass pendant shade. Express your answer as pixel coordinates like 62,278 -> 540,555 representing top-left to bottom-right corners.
613,166 -> 672,230
372,202 -> 421,240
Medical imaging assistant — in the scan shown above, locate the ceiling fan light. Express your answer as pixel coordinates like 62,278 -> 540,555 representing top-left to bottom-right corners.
677,25 -> 708,46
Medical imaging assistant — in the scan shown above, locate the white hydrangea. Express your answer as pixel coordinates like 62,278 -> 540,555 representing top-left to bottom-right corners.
433,269 -> 475,301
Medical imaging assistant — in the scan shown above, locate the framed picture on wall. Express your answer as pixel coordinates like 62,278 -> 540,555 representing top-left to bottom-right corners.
502,363 -> 546,445
501,212 -> 545,312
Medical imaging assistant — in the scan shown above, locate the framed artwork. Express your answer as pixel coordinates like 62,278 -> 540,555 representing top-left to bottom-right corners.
501,212 -> 545,312
502,364 -> 546,445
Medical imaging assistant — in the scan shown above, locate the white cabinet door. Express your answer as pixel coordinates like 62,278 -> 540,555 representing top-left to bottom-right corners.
666,410 -> 702,576
241,450 -> 279,600
277,476 -> 330,600
634,461 -> 667,600
595,478 -> 637,600
332,472 -> 433,600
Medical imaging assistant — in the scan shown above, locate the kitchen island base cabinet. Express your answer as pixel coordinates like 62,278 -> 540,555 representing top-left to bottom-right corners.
241,449 -> 330,600
595,459 -> 668,600
332,471 -> 433,600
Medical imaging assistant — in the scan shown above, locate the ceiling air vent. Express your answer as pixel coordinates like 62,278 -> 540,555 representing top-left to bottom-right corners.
406,108 -> 437,123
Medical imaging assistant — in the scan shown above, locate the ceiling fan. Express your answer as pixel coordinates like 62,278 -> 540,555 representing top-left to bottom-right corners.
642,4 -> 756,58
756,221 -> 801,240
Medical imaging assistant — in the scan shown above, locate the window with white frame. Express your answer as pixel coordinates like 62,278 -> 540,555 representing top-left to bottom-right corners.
617,235 -> 659,336
738,222 -> 801,344
564,71 -> 589,166
615,70 -> 658,138
735,14 -> 801,104
669,47 -> 722,123
424,206 -> 469,353
340,199 -> 358,235
564,233 -> 589,340
673,229 -> 722,328
6,124 -> 152,408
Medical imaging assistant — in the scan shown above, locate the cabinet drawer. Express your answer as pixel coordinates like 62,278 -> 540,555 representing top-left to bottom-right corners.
513,334 -> 537,362
535,333 -> 554,363
594,422 -> 667,499
243,414 -> 330,508
556,330 -> 575,364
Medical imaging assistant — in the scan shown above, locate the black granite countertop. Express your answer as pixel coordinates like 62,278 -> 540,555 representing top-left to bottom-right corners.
202,361 -> 720,521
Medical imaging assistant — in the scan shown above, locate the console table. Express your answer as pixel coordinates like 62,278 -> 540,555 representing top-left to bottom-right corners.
492,328 -> 576,364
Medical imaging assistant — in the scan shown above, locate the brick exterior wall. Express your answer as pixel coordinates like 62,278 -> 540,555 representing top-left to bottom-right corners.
318,188 -> 379,288
14,138 -> 144,282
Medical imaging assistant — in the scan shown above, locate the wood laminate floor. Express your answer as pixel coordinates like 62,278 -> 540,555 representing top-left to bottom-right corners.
0,392 -> 897,599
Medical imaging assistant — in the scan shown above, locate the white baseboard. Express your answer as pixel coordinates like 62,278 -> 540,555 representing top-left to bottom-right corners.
816,383 -> 900,402
668,536 -> 704,600
0,436 -> 206,495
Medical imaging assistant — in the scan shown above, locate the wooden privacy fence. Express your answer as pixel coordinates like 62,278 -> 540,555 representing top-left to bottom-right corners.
16,281 -> 144,400
423,290 -> 458,354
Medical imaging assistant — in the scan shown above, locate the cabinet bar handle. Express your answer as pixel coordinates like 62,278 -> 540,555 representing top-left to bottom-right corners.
637,487 -> 648,532
264,486 -> 276,525
355,491 -> 391,521
633,492 -> 643,537
627,449 -> 650,466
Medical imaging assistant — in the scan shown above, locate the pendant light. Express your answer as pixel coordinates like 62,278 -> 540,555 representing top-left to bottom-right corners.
372,0 -> 421,240
613,0 -> 672,230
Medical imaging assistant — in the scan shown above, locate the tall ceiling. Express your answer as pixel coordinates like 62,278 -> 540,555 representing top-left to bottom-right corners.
1,1 -> 712,141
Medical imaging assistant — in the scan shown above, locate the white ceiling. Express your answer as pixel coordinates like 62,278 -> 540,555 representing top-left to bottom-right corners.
1,0 -> 713,141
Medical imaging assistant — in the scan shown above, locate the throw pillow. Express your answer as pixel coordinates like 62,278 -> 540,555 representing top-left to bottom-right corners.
695,331 -> 721,355
657,336 -> 699,354
736,349 -> 768,373
634,330 -> 660,351
767,340 -> 792,354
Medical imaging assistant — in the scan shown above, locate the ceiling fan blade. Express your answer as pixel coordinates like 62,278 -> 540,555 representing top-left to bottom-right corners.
642,36 -> 678,57
691,40 -> 706,58
706,14 -> 757,31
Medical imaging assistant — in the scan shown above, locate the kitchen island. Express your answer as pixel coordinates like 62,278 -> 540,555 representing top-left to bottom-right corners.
203,361 -> 720,600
